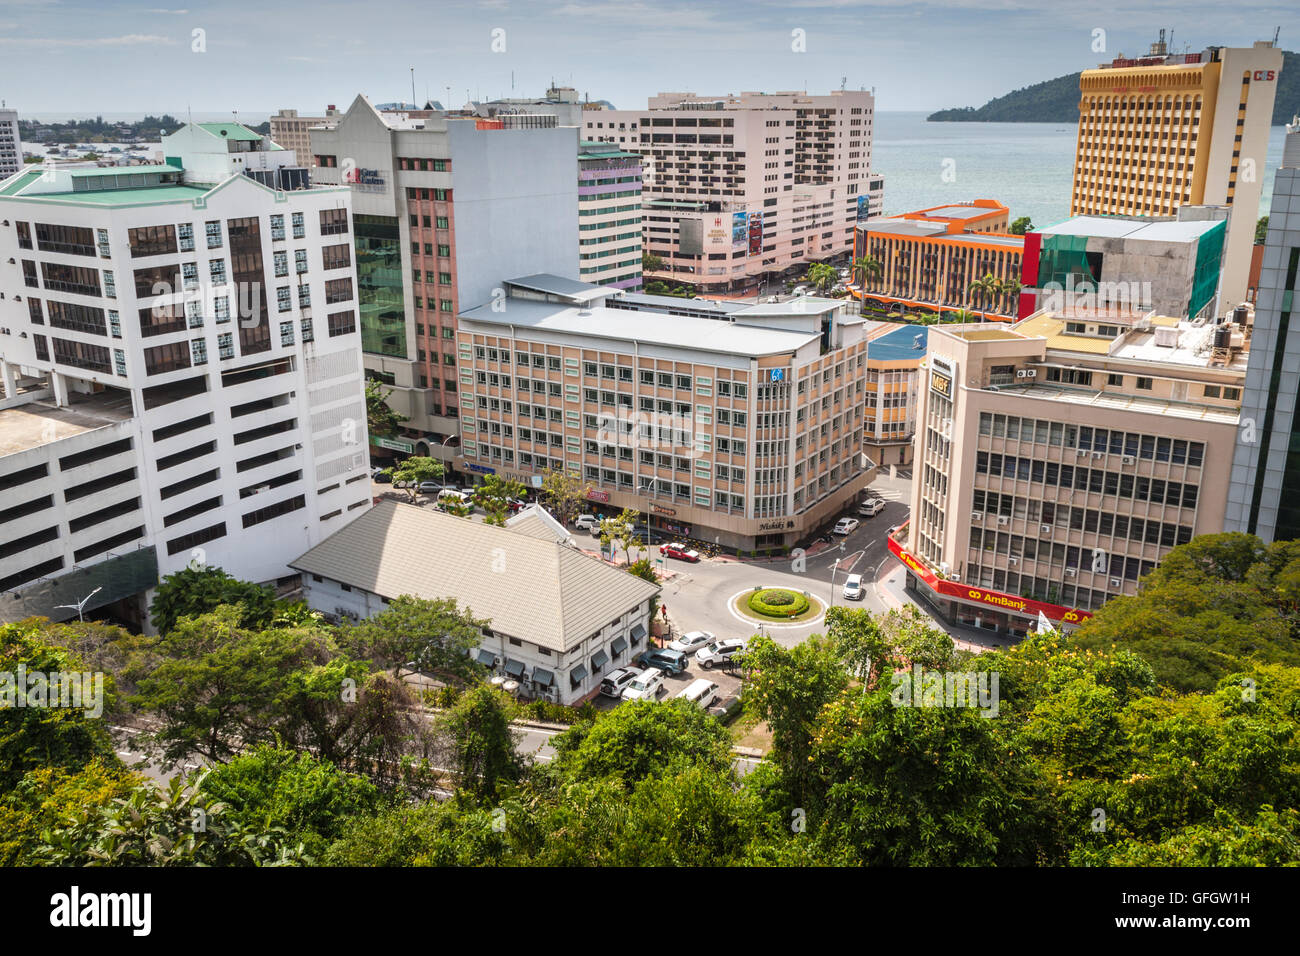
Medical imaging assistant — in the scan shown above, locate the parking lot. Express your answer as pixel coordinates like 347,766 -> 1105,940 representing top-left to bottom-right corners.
589,640 -> 746,718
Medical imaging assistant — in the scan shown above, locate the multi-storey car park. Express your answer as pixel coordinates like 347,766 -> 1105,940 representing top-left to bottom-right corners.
584,90 -> 884,296
892,304 -> 1250,639
0,122 -> 370,626
454,275 -> 879,552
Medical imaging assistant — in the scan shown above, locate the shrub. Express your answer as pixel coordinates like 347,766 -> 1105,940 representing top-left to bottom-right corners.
747,588 -> 811,618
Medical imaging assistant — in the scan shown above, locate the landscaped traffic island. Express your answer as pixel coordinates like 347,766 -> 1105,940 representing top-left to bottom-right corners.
729,586 -> 826,626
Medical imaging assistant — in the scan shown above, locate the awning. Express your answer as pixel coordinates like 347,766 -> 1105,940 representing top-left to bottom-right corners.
570,664 -> 588,685
591,649 -> 609,669
504,658 -> 526,677
532,668 -> 554,687
630,624 -> 647,642
611,636 -> 628,654
476,649 -> 496,667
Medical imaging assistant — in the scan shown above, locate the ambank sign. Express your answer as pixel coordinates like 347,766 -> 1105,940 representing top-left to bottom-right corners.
888,527 -> 1093,626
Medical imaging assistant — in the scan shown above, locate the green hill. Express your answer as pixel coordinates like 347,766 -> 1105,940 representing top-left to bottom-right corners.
929,50 -> 1300,125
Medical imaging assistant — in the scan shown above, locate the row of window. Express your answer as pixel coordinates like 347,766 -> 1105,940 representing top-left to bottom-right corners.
976,453 -> 1199,509
977,413 -> 1206,465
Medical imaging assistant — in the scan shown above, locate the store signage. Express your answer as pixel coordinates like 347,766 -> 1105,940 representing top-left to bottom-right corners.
770,368 -> 786,383
887,533 -> 1093,625
374,437 -> 413,453
586,490 -> 610,503
930,370 -> 952,399
651,504 -> 676,516
345,167 -> 386,190
758,519 -> 796,531
467,463 -> 496,475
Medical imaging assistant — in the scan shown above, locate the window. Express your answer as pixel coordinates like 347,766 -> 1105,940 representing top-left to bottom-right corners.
322,243 -> 351,270
319,208 -> 349,235
1136,376 -> 1153,390
273,250 -> 288,278
328,310 -> 357,337
128,224 -> 177,258
277,286 -> 292,312
295,249 -> 308,274
324,277 -> 354,304
291,212 -> 305,239
270,214 -> 285,241
206,220 -> 223,248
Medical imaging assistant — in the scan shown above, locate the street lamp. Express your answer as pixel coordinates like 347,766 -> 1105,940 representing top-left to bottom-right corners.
829,558 -> 840,608
637,479 -> 657,550
55,586 -> 102,623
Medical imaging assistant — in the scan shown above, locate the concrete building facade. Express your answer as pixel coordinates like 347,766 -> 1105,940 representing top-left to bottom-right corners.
455,275 -> 876,551
894,308 -> 1247,637
1069,38 -> 1282,307
585,91 -> 884,295
0,108 -> 21,179
0,125 -> 371,623
578,141 -> 643,291
269,109 -> 327,166
307,95 -> 580,464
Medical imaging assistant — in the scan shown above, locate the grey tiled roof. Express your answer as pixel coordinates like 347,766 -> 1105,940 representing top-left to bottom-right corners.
289,501 -> 659,652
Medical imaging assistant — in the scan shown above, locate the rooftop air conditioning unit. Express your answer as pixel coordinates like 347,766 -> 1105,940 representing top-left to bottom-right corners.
1041,524 -> 1052,534
1016,369 -> 1028,378
1026,369 -> 1036,378
972,512 -> 984,521
1065,568 -> 1076,577
1110,578 -> 1122,588
949,573 -> 961,583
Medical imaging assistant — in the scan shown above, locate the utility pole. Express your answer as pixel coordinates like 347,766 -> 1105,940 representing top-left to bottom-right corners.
54,586 -> 102,623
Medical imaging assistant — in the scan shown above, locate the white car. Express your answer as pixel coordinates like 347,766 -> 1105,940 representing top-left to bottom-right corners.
668,630 -> 715,655
833,517 -> 860,535
676,679 -> 720,709
842,573 -> 864,601
574,514 -> 600,531
620,667 -> 665,702
696,638 -> 748,670
858,499 -> 885,518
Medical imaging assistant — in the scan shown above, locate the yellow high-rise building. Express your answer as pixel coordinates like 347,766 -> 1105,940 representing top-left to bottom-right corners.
1069,39 -> 1282,308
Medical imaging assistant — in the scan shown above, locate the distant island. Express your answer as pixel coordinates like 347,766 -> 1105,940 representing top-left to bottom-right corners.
929,50 -> 1299,125
19,115 -> 272,145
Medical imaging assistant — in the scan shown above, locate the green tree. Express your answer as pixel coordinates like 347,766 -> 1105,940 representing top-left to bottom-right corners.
741,634 -> 849,807
390,455 -> 443,502
440,685 -> 524,801
967,272 -> 1000,315
0,760 -> 139,865
538,465 -> 590,524
364,378 -> 407,439
149,564 -> 276,635
1256,215 -> 1269,245
599,507 -> 645,564
1009,216 -> 1034,235
342,594 -> 488,683
852,253 -> 883,291
642,252 -> 665,273
803,261 -> 838,293
0,621 -> 120,792
474,474 -> 527,527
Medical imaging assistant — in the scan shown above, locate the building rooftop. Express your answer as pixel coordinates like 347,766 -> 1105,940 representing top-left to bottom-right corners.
196,122 -> 265,142
462,297 -> 820,356
289,501 -> 660,653
735,296 -> 843,317
934,232 -> 1025,248
985,382 -> 1240,425
867,323 -> 931,362
611,292 -> 749,314
1036,215 -> 1223,243
504,273 -> 611,305
0,391 -> 135,458
1014,311 -> 1248,370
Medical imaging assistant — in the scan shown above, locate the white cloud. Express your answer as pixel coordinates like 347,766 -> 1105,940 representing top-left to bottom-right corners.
0,33 -> 178,47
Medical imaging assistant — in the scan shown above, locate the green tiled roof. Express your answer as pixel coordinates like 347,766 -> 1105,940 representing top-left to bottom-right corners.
0,169 -> 44,196
65,163 -> 179,177
198,122 -> 263,141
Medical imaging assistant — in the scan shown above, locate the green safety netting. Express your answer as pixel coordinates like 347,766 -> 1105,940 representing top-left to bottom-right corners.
1189,220 -> 1226,320
1036,233 -> 1095,289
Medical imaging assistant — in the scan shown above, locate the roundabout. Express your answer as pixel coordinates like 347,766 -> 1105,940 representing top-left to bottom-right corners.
728,586 -> 827,629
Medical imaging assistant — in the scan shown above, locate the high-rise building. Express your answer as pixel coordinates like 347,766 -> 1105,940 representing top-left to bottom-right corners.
853,200 -> 1024,321
585,90 -> 884,295
1225,117 -> 1300,542
455,275 -> 876,551
0,123 -> 370,624
578,140 -> 642,291
0,108 -> 22,178
1069,37 -> 1282,307
270,109 -> 327,166
308,95 -> 579,466
893,307 -> 1248,637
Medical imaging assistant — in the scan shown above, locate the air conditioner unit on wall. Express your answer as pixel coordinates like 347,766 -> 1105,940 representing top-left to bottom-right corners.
1122,455 -> 1134,465
1110,578 -> 1122,588
1041,524 -> 1052,534
1065,568 -> 1076,577
1008,557 -> 1018,566
972,512 -> 984,521
997,516 -> 1008,525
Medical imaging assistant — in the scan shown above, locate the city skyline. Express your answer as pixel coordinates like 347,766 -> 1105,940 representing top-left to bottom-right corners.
2,0 -> 1298,115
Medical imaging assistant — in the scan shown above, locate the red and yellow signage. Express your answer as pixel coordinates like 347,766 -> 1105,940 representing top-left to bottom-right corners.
887,530 -> 1094,625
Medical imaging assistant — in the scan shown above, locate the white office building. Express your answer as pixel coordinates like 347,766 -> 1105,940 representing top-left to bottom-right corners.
0,108 -> 22,179
0,122 -> 371,625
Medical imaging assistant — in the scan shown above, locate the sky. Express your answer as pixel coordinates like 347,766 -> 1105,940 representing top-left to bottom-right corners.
1,0 -> 1298,118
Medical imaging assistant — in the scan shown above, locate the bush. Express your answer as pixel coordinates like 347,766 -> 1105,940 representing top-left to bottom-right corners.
748,588 -> 811,618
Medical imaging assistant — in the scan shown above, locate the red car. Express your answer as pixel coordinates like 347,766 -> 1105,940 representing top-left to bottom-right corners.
659,542 -> 701,563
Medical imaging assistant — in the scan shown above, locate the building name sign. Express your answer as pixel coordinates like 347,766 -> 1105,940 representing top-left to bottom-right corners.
758,519 -> 796,531
345,167 -> 387,193
651,504 -> 676,516
769,368 -> 786,383
586,490 -> 611,503
374,437 -> 413,453
930,370 -> 952,399
1254,70 -> 1277,81
467,463 -> 496,475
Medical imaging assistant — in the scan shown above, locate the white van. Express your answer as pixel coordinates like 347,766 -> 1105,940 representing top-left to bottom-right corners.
574,513 -> 600,531
676,679 -> 720,709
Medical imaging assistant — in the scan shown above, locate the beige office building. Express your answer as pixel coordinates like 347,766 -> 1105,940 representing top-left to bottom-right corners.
1070,37 -> 1282,308
893,306 -> 1248,636
269,109 -> 327,164
456,275 -> 876,551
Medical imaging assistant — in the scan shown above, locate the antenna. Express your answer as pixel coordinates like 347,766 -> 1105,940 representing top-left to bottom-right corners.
840,75 -> 847,91
411,67 -> 416,109
1274,25 -> 1281,45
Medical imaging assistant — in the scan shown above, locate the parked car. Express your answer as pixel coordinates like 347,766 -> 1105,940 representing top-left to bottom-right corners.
696,639 -> 748,669
668,630 -> 715,655
833,517 -> 860,535
437,489 -> 472,507
676,679 -> 720,709
842,573 -> 864,601
620,667 -> 665,702
574,514 -> 601,531
858,499 -> 885,518
599,667 -> 639,699
659,542 -> 701,563
506,497 -> 527,512
374,471 -> 392,485
417,481 -> 443,495
637,647 -> 688,675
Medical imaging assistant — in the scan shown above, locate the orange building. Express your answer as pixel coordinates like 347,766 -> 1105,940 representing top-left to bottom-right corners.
852,200 -> 1025,321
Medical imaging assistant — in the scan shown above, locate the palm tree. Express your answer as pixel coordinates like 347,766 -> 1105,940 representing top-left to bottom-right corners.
852,254 -> 883,291
997,278 -> 1022,316
967,272 -> 1000,319
804,261 -> 838,293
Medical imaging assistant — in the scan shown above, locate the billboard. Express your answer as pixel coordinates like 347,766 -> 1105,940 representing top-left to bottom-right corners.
731,212 -> 748,253
856,195 -> 872,221
748,214 -> 763,256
